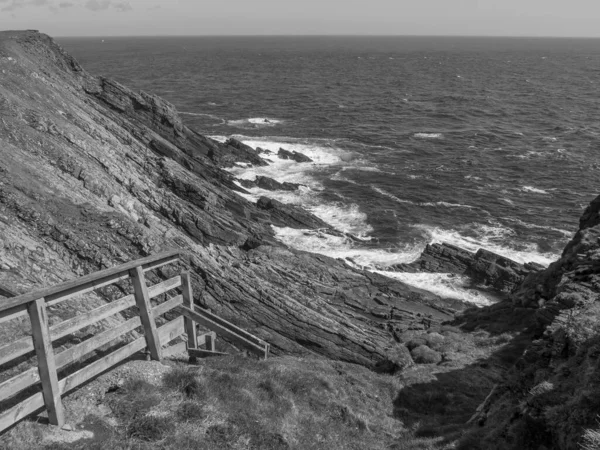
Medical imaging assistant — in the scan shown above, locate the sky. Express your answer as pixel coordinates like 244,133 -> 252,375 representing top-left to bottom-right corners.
1,0 -> 600,38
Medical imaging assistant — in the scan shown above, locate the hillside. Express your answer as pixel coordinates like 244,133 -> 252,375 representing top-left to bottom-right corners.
0,30 -> 458,368
0,30 -> 598,450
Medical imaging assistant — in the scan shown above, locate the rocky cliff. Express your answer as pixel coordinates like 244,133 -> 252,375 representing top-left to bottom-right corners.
1,31 -> 599,450
0,30 -> 459,371
462,194 -> 600,449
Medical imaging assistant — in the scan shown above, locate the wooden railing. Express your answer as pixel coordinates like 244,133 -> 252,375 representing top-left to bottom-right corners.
0,250 -> 269,434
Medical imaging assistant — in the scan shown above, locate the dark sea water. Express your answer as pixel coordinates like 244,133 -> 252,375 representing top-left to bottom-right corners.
58,36 -> 600,304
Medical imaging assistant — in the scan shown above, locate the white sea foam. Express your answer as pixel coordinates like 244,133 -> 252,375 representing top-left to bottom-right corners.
520,185 -> 550,195
272,226 -> 423,267
503,217 -> 572,238
372,186 -> 416,205
372,186 -> 476,209
227,118 -> 283,128
421,201 -> 476,209
373,271 -> 495,305
225,136 -> 375,236
415,224 -> 559,266
273,225 -> 504,306
414,132 -> 443,139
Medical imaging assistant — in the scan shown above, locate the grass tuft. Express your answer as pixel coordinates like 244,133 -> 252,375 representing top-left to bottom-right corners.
126,414 -> 174,442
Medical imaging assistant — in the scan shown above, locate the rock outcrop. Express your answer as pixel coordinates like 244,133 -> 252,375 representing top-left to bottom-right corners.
277,147 -> 313,163
239,176 -> 300,191
395,243 -> 543,293
465,195 -> 600,449
0,31 -> 459,371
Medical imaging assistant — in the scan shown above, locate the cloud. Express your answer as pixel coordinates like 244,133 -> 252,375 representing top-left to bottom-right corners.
84,0 -> 109,10
113,1 -> 131,12
0,0 -> 132,12
84,0 -> 131,12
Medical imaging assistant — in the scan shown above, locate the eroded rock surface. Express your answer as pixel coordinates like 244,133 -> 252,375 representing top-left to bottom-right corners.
466,195 -> 600,449
395,242 -> 543,293
0,31 -> 458,371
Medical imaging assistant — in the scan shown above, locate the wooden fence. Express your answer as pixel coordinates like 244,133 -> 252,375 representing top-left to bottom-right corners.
0,250 -> 269,433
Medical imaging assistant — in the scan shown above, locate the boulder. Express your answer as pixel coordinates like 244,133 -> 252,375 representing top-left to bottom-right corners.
256,196 -> 330,229
410,345 -> 442,364
254,176 -> 300,191
278,147 -> 313,163
374,345 -> 414,374
214,138 -> 268,167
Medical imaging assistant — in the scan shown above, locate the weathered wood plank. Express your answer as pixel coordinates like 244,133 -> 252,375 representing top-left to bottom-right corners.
152,295 -> 183,317
188,348 -> 228,358
0,276 -> 184,367
0,367 -> 39,403
54,316 -> 142,369
59,317 -> 184,398
0,334 -> 34,368
130,267 -> 162,361
0,304 -> 28,325
0,250 -> 181,313
49,295 -> 135,343
0,295 -> 135,368
0,391 -> 45,434
58,335 -> 147,396
197,331 -> 217,349
0,318 -> 184,433
148,276 -> 181,299
28,298 -> 64,427
162,341 -> 187,358
192,307 -> 264,347
181,273 -> 197,362
157,316 -> 185,344
175,306 -> 268,359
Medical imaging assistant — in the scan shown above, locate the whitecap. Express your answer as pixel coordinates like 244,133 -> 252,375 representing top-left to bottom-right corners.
421,201 -> 476,209
415,224 -> 559,266
503,217 -> 572,238
373,271 -> 495,306
227,117 -> 283,128
520,186 -> 549,195
272,226 -> 422,267
372,186 -> 417,205
372,186 -> 476,209
414,132 -> 443,139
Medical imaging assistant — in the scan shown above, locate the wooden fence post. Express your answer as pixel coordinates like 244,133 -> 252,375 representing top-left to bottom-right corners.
205,333 -> 216,352
28,298 -> 65,427
130,266 -> 162,360
181,273 -> 198,363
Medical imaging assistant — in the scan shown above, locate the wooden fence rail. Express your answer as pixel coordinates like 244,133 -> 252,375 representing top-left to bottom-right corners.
0,250 -> 269,434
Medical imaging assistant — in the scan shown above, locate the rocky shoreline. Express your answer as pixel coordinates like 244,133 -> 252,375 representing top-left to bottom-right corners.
1,31 -> 599,449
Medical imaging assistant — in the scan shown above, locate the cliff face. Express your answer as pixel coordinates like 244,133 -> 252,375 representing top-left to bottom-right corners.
0,31 -> 459,369
466,195 -> 600,450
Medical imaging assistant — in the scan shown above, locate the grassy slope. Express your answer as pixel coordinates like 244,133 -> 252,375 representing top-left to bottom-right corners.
1,309 -> 533,450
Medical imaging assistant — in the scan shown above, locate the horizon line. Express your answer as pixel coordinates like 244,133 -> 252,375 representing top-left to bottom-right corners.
53,33 -> 600,40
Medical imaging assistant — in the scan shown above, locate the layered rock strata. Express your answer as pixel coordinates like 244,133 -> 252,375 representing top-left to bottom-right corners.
0,31 -> 458,371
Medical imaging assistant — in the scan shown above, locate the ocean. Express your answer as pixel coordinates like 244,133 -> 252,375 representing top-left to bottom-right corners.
58,35 -> 600,304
